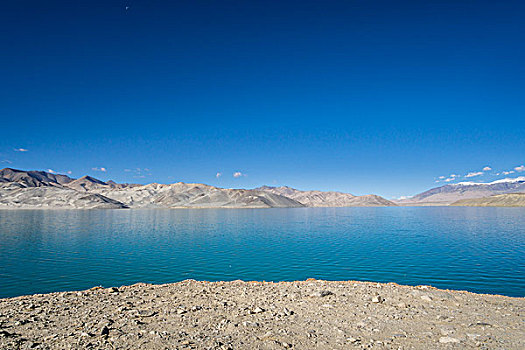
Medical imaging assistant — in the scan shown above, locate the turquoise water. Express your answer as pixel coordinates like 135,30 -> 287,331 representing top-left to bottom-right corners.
0,207 -> 524,298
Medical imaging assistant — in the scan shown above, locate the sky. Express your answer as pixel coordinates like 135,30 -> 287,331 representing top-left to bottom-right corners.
1,0 -> 524,199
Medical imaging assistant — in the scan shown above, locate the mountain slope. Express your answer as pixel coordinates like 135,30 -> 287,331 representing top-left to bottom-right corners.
64,176 -> 140,192
345,194 -> 396,206
0,168 -> 73,187
0,182 -> 128,209
95,183 -> 304,208
0,169 -> 304,209
451,193 -> 525,207
395,177 -> 525,205
64,175 -> 109,192
255,186 -> 395,207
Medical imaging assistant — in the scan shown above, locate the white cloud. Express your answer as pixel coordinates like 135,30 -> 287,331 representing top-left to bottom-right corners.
92,167 -> 107,172
216,172 -> 222,178
435,174 -> 459,183
1,159 -> 12,164
47,169 -> 56,174
124,167 -> 151,177
67,171 -> 72,175
233,172 -> 246,178
502,170 -> 515,175
482,166 -> 492,171
465,171 -> 483,178
514,165 -> 525,172
14,148 -> 28,152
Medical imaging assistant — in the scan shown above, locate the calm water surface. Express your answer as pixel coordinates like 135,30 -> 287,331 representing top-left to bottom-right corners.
0,207 -> 524,298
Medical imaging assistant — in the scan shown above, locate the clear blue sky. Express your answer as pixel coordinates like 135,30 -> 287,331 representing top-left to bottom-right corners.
1,0 -> 524,198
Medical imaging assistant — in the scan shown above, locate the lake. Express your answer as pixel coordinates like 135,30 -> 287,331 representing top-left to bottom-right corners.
0,207 -> 524,298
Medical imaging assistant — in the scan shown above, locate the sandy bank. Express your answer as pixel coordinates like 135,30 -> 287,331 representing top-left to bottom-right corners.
1,280 -> 523,349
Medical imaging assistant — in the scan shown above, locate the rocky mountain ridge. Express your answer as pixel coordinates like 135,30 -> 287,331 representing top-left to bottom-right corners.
0,168 -> 396,209
451,192 -> 525,207
0,168 -> 301,209
0,168 -> 73,187
5,168 -> 524,209
255,186 -> 396,207
394,177 -> 525,205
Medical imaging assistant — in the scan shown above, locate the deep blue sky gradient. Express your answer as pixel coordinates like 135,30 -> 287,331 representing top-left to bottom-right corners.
1,1 -> 524,198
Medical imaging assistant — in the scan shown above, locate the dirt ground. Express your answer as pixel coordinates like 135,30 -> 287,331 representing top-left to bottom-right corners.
0,280 -> 523,349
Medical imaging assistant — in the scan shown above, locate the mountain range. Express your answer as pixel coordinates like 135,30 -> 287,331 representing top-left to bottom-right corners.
0,168 -> 393,209
451,193 -> 525,207
255,186 -> 394,207
394,177 -> 525,205
2,168 -> 524,209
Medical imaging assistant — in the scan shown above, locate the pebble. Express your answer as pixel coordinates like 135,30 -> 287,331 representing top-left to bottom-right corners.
439,336 -> 460,344
466,333 -> 481,340
347,336 -> 360,343
310,290 -> 333,297
251,307 -> 265,314
372,296 -> 383,303
137,309 -> 156,317
392,333 -> 406,338
282,308 -> 293,316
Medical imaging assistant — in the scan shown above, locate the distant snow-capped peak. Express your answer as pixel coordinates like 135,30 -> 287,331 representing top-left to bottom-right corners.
453,176 -> 525,186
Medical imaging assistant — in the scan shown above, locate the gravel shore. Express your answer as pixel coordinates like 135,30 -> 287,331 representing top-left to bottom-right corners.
1,280 -> 523,349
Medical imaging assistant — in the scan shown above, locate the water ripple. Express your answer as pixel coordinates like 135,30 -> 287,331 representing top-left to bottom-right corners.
0,207 -> 524,297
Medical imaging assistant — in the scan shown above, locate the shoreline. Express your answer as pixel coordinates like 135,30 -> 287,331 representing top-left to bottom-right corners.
1,279 -> 523,349
2,279 -> 523,301
2,205 -> 525,210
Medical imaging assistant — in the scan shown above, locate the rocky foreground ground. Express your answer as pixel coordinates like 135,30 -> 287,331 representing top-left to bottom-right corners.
0,280 -> 523,349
